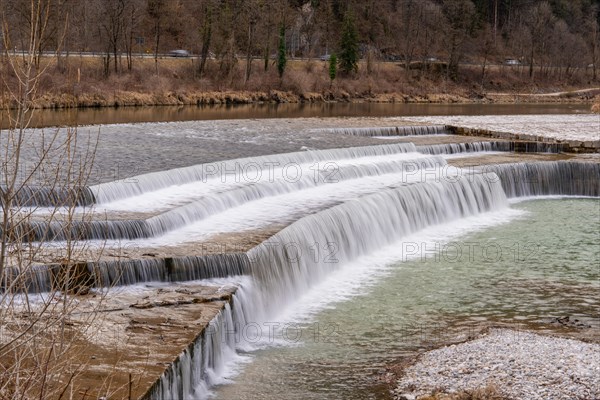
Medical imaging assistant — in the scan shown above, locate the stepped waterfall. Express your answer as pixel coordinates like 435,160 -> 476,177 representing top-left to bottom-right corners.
3,133 -> 599,399
142,157 -> 598,399
246,173 -> 507,320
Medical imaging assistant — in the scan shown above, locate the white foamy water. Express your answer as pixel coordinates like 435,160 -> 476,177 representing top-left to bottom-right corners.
267,207 -> 525,325
98,150 -> 432,213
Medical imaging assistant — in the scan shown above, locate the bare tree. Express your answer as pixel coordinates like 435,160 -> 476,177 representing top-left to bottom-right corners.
583,6 -> 599,80
147,0 -> 166,74
242,0 -> 261,84
525,2 -> 555,79
197,0 -> 213,78
477,24 -> 495,87
101,0 -> 126,74
441,0 -> 477,80
1,2 -> 107,398
124,0 -> 143,72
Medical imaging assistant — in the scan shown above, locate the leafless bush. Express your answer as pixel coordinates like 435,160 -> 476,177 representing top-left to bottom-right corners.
592,96 -> 600,113
1,2 -> 111,398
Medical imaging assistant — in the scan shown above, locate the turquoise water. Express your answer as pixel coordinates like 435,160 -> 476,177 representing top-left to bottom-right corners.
215,199 -> 600,400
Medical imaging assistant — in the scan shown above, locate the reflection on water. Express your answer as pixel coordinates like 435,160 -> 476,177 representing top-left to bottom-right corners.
1,102 -> 592,128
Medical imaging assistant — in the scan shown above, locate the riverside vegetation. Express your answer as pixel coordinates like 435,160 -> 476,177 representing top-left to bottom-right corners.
1,57 -> 599,110
1,0 -> 599,109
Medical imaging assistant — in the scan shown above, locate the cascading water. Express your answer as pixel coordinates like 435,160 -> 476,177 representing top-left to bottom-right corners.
7,127 -> 600,399
89,142 -> 419,203
24,156 -> 446,242
1,265 -> 57,294
91,254 -> 251,287
479,161 -> 600,198
144,159 -> 600,398
0,186 -> 96,208
144,302 -> 236,400
144,283 -> 253,400
145,171 -> 510,398
416,141 -> 513,155
320,125 -> 450,137
246,172 -> 507,320
0,254 -> 251,293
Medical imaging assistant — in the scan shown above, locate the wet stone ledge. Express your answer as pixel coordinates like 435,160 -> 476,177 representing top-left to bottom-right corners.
449,126 -> 600,153
68,283 -> 237,399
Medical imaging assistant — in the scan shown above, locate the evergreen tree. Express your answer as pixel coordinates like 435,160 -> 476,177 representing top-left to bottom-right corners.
277,24 -> 287,79
329,53 -> 337,86
339,12 -> 359,75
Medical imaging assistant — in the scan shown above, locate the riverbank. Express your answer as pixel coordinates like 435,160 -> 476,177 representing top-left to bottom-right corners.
1,58 -> 599,110
6,87 -> 599,111
392,328 -> 600,400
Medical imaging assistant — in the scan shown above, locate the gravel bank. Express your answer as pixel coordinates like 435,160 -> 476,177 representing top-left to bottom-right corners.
395,329 -> 600,400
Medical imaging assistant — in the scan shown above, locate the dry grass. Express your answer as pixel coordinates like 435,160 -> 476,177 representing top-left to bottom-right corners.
0,55 -> 597,109
592,96 -> 600,113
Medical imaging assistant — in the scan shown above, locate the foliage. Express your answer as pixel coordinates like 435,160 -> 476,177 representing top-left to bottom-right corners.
329,53 -> 337,83
278,24 -> 286,79
338,11 -> 359,75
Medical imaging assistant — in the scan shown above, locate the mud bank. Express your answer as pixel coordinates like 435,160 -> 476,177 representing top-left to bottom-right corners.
0,88 -> 598,111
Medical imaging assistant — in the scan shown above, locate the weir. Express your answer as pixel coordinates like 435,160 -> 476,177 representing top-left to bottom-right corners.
448,125 -> 600,153
321,125 -> 451,136
416,141 -> 513,155
142,287 -> 252,400
246,172 -> 507,320
21,156 -> 446,242
90,142 -> 420,203
1,185 -> 95,207
142,159 -> 600,398
4,127 -> 599,399
480,161 -> 600,198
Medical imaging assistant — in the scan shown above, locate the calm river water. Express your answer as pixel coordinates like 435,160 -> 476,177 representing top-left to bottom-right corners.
6,102 -> 592,128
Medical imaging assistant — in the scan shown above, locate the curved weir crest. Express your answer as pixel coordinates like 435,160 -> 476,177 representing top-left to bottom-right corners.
100,150 -> 434,213
245,172 -> 507,321
318,125 -> 451,137
84,159 -> 462,247
90,142 -> 419,203
28,156 -> 446,242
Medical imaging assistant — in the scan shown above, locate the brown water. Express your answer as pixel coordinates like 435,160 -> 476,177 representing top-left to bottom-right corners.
4,102 -> 592,128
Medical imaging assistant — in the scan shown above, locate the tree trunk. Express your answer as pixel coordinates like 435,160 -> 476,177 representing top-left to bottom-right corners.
529,46 -> 534,79
154,22 -> 160,75
245,22 -> 255,83
113,43 -> 118,73
198,7 -> 212,78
